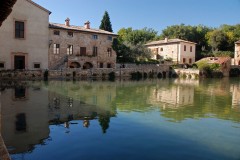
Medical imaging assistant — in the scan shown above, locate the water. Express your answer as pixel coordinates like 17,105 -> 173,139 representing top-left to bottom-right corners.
0,79 -> 240,160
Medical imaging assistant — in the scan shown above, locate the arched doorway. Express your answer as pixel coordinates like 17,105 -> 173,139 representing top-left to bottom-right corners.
69,62 -> 81,68
83,62 -> 93,69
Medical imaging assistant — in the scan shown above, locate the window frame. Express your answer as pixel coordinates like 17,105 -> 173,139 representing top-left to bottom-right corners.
54,30 -> 60,35
92,35 -> 98,40
108,36 -> 113,41
93,46 -> 98,56
67,45 -> 73,55
68,31 -> 73,37
53,43 -> 60,54
15,21 -> 25,39
107,48 -> 112,57
80,47 -> 87,56
33,62 -> 41,69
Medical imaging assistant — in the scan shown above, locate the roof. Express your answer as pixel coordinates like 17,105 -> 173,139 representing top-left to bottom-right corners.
49,23 -> 118,36
28,0 -> 51,14
146,38 -> 197,46
235,40 -> 240,44
197,57 -> 231,64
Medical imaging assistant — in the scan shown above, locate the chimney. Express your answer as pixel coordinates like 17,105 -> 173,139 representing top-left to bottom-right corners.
65,18 -> 70,26
164,37 -> 168,42
84,21 -> 90,29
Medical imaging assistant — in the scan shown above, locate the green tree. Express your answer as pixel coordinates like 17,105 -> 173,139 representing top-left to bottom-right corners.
206,30 -> 229,51
99,11 -> 113,32
113,27 -> 158,63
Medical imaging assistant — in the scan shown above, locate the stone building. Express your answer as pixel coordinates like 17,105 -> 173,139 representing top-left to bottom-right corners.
146,38 -> 196,64
0,0 -> 51,70
234,40 -> 240,65
49,19 -> 118,70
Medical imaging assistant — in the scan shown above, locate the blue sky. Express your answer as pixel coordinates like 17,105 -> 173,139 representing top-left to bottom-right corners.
34,0 -> 240,34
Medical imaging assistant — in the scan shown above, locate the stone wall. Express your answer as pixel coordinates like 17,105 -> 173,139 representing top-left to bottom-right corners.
0,64 -> 170,80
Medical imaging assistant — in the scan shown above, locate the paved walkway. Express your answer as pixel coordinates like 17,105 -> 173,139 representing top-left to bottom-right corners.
0,134 -> 11,160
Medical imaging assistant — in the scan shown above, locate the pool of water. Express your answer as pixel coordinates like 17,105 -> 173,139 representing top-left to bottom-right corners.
0,78 -> 240,160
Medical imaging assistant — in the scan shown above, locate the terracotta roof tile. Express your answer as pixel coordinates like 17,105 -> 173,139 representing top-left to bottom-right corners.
235,40 -> 240,44
198,57 -> 231,64
49,23 -> 117,36
146,38 -> 197,46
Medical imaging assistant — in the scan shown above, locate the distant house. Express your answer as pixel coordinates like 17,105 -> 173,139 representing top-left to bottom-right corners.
197,57 -> 231,77
49,18 -> 118,70
146,38 -> 196,64
0,0 -> 51,70
234,40 -> 240,65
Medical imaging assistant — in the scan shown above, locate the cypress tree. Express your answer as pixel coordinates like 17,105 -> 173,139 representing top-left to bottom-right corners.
99,11 -> 113,32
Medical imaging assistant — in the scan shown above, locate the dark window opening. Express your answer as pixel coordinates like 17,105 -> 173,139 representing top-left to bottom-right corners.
15,113 -> 27,132
15,87 -> 26,99
80,47 -> 87,56
14,56 -> 25,70
68,32 -> 73,37
93,46 -> 98,56
107,63 -> 112,68
54,30 -> 60,35
0,62 -> 4,68
15,21 -> 24,38
100,63 -> 104,68
34,63 -> 40,69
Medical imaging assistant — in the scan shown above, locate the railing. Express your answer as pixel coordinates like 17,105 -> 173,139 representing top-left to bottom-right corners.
50,55 -> 68,70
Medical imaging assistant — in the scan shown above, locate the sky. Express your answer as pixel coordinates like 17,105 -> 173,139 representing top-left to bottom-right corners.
34,0 -> 240,34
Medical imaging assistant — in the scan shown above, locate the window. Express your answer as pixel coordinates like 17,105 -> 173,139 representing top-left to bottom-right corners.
34,63 -> 41,69
184,45 -> 186,51
15,113 -> 27,132
53,44 -> 60,54
183,58 -> 186,63
190,46 -> 193,52
54,30 -> 60,35
189,58 -> 192,64
107,48 -> 112,57
80,47 -> 86,56
100,63 -> 104,68
93,35 -> 98,40
0,62 -> 4,68
107,63 -> 112,68
68,31 -> 73,37
160,48 -> 163,51
15,21 -> 24,38
67,45 -> 73,55
108,36 -> 112,41
93,46 -> 98,56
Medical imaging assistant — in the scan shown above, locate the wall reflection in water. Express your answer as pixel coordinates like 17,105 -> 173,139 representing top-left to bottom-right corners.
0,79 -> 240,155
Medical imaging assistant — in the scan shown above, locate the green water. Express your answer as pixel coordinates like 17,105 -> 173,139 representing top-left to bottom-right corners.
0,78 -> 240,160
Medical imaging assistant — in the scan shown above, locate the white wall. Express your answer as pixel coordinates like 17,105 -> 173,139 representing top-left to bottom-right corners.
0,0 -> 49,70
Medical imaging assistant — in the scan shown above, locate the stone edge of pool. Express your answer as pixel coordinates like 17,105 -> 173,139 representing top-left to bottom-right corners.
0,134 -> 11,160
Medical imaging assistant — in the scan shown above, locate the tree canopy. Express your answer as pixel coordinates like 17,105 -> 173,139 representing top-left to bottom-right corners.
99,11 -> 113,32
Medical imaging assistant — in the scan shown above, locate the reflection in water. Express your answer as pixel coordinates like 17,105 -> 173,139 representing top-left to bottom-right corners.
0,79 -> 240,160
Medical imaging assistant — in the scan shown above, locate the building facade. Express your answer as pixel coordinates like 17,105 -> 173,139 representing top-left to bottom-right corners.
0,0 -> 50,70
49,19 -> 117,70
234,40 -> 240,65
146,38 -> 196,64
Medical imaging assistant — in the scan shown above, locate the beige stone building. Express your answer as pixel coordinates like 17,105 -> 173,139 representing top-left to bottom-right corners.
146,38 -> 196,64
234,40 -> 240,65
49,19 -> 118,70
0,0 -> 50,70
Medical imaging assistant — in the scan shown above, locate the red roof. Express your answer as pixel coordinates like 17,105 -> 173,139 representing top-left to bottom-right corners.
198,57 -> 231,64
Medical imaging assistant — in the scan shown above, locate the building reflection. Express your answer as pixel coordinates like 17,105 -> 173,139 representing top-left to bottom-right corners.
148,79 -> 196,108
230,83 -> 240,108
0,81 -> 117,154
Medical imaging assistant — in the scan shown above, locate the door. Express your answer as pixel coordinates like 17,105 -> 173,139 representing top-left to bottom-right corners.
14,56 -> 25,69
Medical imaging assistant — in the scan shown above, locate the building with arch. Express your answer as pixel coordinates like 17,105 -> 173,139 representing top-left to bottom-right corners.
49,19 -> 117,70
